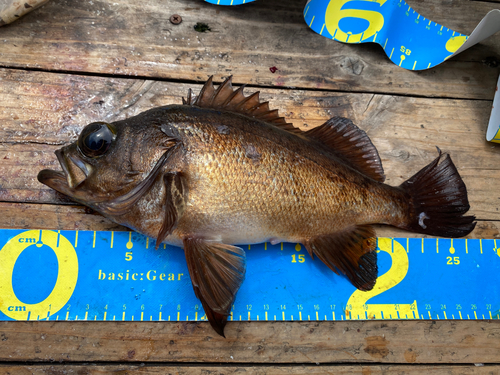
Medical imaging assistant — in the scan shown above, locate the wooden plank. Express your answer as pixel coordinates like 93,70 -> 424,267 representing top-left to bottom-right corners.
1,202 -> 499,239
0,0 -> 498,99
0,364 -> 497,374
0,321 -> 499,363
1,69 -> 499,221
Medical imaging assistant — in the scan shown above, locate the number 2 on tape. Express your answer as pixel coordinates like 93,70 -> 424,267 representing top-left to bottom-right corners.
346,238 -> 419,319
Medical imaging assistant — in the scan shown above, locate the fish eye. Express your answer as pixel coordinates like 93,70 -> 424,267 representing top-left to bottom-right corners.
77,122 -> 116,158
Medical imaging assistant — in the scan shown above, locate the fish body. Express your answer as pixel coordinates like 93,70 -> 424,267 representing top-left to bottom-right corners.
38,77 -> 475,336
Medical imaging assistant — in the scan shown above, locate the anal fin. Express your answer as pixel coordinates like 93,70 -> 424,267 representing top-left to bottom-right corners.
305,225 -> 378,291
183,237 -> 246,337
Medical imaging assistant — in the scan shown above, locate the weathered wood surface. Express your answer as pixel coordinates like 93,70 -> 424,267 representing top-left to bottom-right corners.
1,0 -> 500,371
0,0 -> 498,99
1,321 -> 500,363
2,202 -> 500,239
0,364 -> 498,375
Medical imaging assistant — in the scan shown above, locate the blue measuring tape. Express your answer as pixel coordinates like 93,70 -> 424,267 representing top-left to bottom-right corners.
205,0 -> 500,70
0,229 -> 499,322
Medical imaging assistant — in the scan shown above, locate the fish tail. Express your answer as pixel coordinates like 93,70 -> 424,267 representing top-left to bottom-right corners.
399,150 -> 476,237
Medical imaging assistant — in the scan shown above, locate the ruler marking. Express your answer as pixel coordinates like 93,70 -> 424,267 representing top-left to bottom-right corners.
177,312 -> 180,321
308,15 -> 315,28
1,232 -> 496,324
146,237 -> 149,249
466,239 -> 468,254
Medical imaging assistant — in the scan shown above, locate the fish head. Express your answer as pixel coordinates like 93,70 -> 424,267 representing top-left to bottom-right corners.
38,118 -> 176,214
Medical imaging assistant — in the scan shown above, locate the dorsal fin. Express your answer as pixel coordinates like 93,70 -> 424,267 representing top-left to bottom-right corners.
305,117 -> 385,182
184,76 -> 302,134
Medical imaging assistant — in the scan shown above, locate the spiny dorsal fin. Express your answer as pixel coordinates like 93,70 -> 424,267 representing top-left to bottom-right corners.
305,117 -> 385,182
184,76 -> 302,134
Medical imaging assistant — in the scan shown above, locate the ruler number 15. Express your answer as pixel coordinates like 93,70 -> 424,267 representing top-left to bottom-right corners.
446,256 -> 460,265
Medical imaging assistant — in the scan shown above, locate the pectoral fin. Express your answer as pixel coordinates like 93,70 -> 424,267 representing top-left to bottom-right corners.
305,225 -> 378,291
183,237 -> 246,337
155,172 -> 187,249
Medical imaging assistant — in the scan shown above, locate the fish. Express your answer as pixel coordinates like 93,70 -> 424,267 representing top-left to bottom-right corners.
37,76 -> 476,336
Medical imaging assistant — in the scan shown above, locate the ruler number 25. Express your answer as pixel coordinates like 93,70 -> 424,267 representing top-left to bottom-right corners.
446,256 -> 460,265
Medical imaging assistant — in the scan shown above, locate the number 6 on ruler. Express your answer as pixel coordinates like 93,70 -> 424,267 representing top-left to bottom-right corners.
346,237 -> 419,320
325,0 -> 387,43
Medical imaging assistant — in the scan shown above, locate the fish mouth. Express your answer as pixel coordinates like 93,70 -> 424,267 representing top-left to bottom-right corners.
37,148 -> 91,198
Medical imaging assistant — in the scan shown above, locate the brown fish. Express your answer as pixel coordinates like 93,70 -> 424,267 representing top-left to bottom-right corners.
38,77 -> 475,336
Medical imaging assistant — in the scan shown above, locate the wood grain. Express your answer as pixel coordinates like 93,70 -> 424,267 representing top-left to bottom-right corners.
0,0 -> 498,99
1,202 -> 499,239
0,364 -> 498,374
0,321 -> 499,364
1,0 -> 500,370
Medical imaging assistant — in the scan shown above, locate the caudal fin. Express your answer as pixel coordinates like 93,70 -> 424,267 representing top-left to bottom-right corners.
400,150 -> 476,237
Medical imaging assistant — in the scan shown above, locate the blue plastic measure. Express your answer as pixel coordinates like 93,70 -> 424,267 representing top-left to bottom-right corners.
0,229 -> 499,322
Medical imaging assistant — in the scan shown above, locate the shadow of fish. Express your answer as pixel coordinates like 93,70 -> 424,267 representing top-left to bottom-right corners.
38,76 -> 476,336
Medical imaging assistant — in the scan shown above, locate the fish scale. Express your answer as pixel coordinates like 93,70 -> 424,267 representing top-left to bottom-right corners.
0,229 -> 498,323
